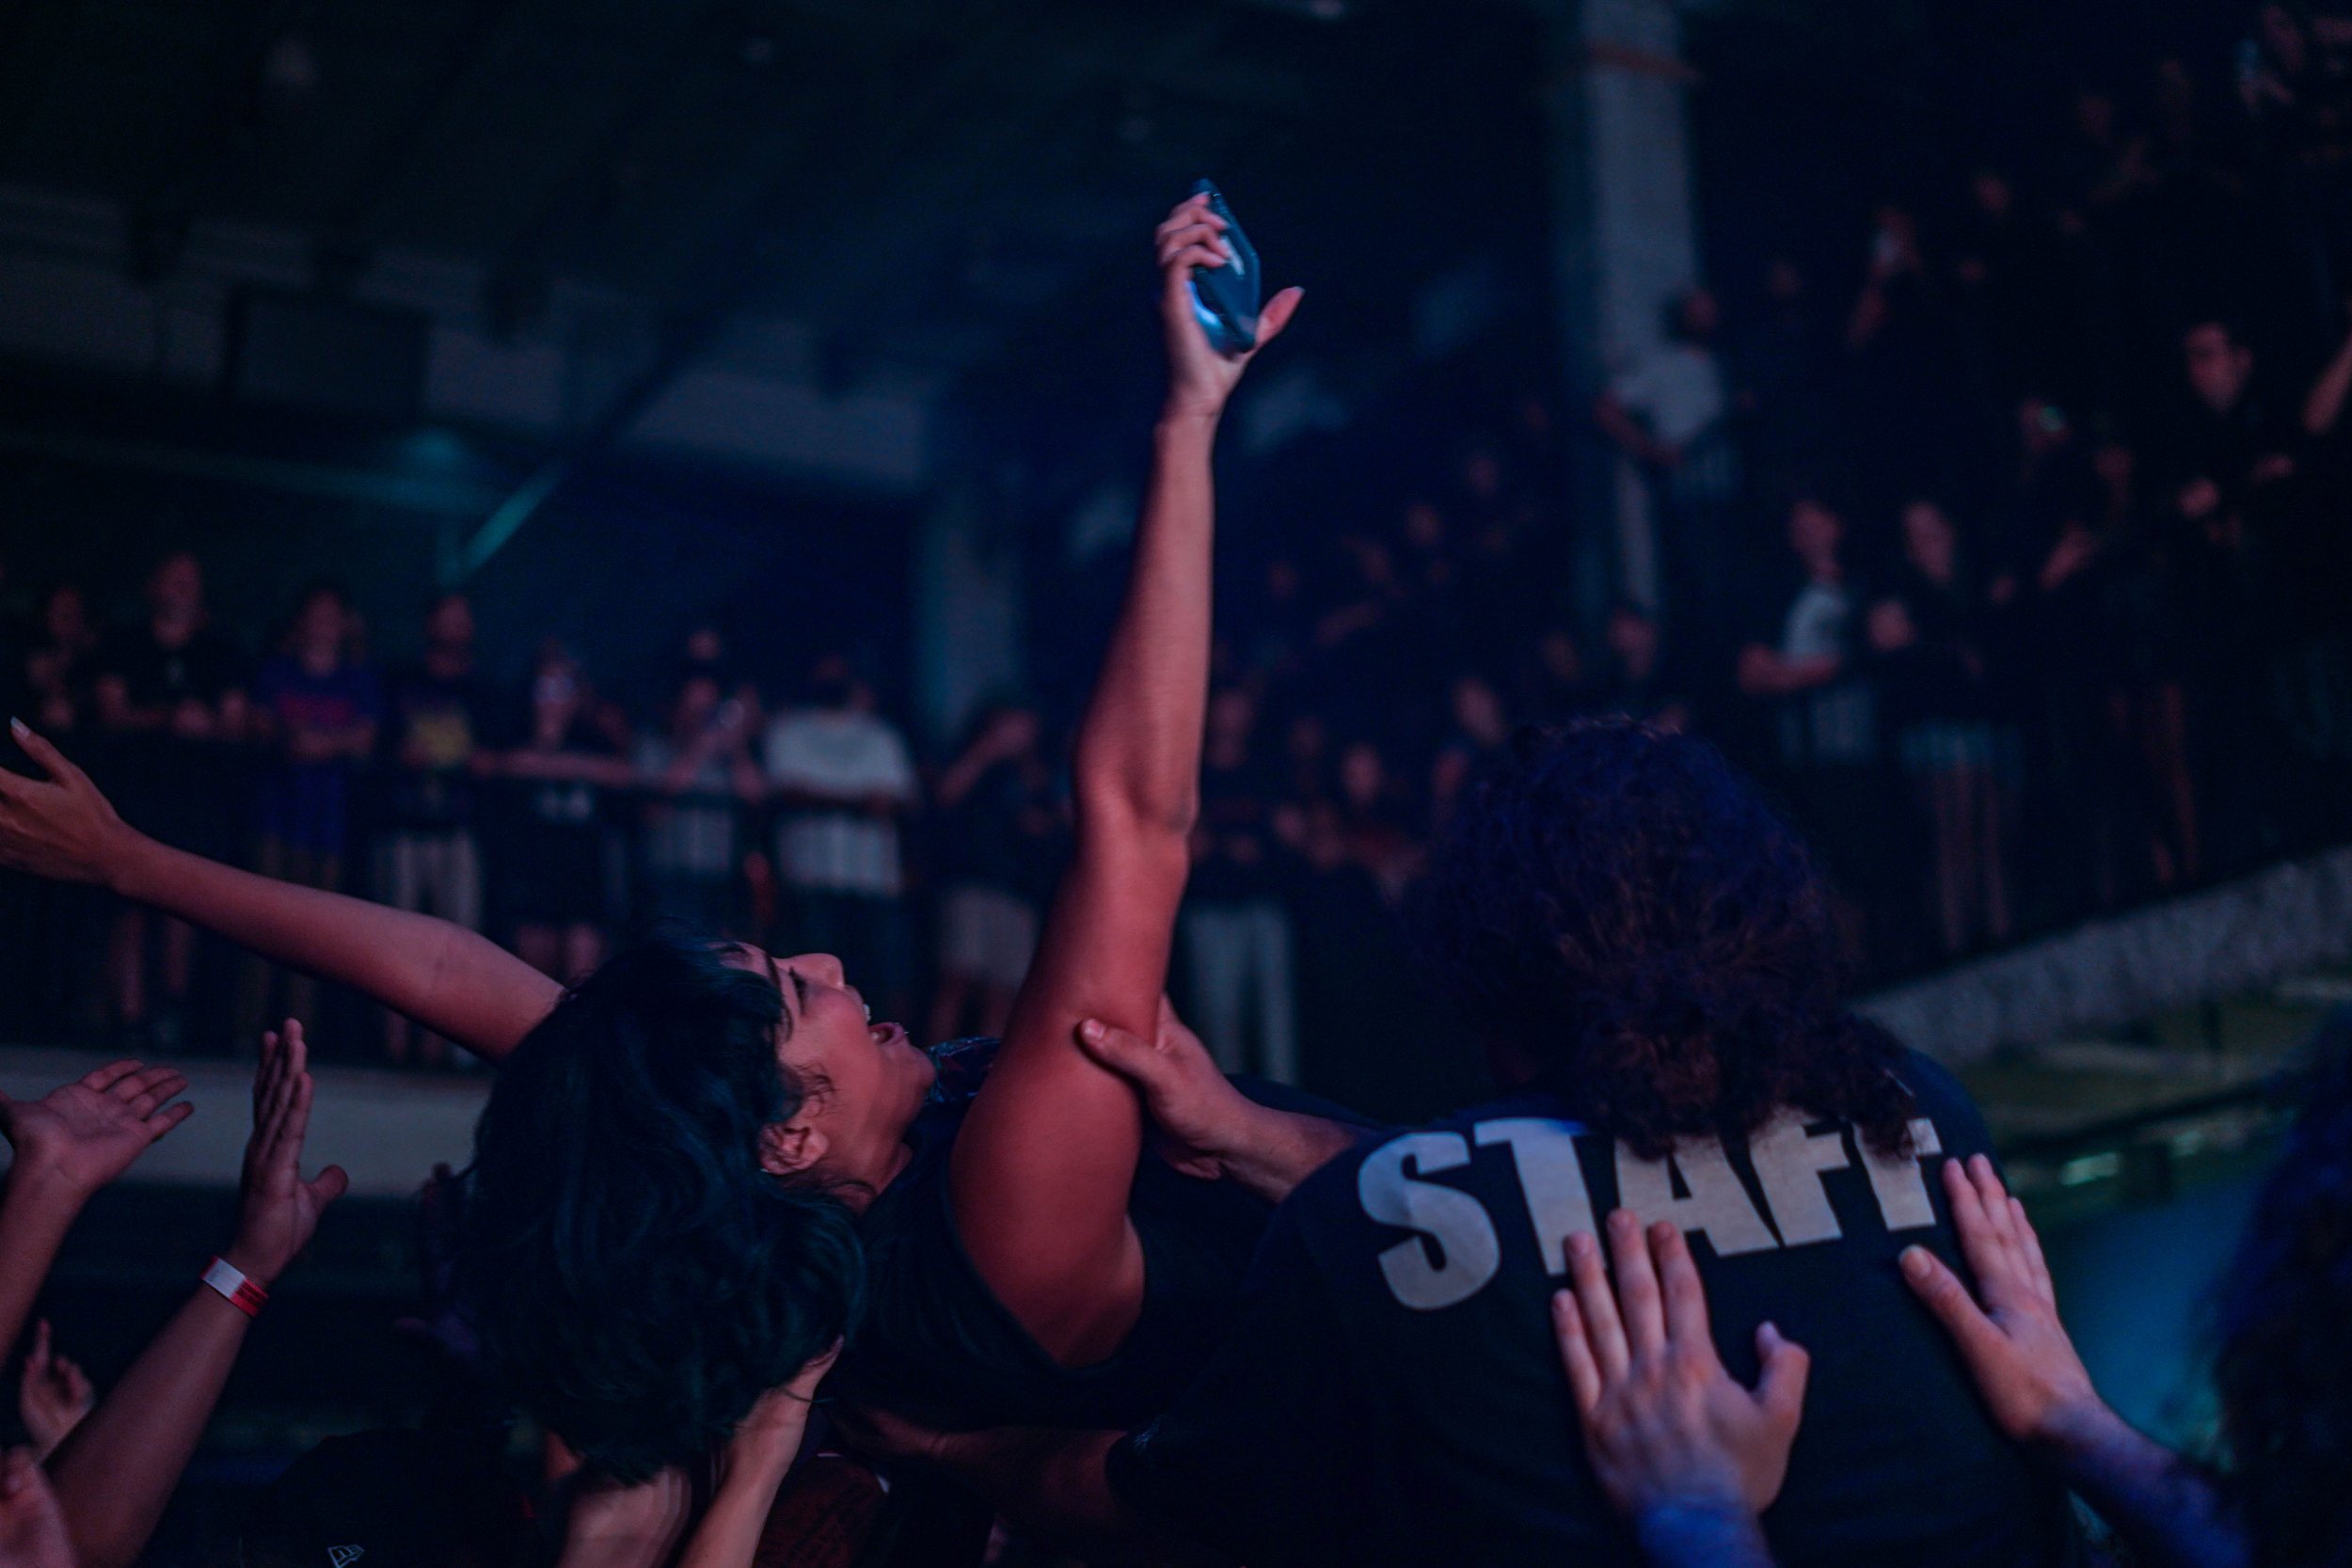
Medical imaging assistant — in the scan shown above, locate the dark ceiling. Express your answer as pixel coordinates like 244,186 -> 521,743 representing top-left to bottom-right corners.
0,0 -> 1550,404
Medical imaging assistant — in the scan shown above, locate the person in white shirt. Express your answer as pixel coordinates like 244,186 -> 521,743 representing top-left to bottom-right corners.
761,654 -> 920,1024
1595,288 -> 1742,631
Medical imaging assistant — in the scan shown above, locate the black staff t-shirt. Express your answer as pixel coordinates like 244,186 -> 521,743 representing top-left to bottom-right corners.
1107,1048 -> 2082,1568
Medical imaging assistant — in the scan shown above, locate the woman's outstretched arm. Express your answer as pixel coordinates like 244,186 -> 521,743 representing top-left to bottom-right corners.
0,721 -> 558,1060
950,194 -> 1303,1366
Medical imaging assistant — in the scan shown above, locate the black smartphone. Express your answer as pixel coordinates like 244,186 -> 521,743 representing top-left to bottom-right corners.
1186,179 -> 1261,355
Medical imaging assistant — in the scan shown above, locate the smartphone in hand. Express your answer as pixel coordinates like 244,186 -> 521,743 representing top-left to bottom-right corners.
1186,180 -> 1262,355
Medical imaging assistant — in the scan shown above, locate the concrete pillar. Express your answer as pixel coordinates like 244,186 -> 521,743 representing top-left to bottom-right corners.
1538,0 -> 1703,625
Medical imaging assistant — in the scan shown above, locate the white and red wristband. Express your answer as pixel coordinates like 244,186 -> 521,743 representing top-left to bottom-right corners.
201,1257 -> 268,1318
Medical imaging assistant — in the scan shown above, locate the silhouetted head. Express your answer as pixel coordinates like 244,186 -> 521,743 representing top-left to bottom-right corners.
1414,720 -> 1913,1157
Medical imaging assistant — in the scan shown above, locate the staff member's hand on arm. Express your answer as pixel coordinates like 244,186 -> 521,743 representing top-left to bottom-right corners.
1902,1157 -> 2247,1568
1554,1211 -> 1811,1568
1075,997 -> 1360,1202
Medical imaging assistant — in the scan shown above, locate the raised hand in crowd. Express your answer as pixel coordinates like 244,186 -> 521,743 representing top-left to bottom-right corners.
0,721 -> 559,1061
0,1057 -> 191,1366
674,1344 -> 840,1568
1552,1212 -> 1811,1568
1901,1157 -> 2246,1568
15,1322 -> 93,1462
0,1449 -> 72,1568
47,1021 -> 346,1568
1155,189 -> 1303,423
1075,998 -> 1358,1200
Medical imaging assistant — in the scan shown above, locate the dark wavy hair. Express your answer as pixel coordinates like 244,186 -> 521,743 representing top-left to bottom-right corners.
2212,1021 -> 2352,1568
1412,719 -> 1914,1157
458,927 -> 864,1481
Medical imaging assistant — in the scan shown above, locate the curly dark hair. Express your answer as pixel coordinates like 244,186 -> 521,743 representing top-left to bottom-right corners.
1411,719 -> 1914,1158
458,927 -> 864,1481
2212,1019 -> 2352,1568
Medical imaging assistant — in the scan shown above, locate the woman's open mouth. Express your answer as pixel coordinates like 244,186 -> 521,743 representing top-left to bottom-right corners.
870,1021 -> 909,1052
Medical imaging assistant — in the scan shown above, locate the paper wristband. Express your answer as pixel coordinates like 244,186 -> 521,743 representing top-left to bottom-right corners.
201,1257 -> 267,1317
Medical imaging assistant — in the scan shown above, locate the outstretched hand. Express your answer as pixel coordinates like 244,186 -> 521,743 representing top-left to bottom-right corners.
0,722 -> 132,888
17,1321 -> 94,1461
1555,1212 -> 1810,1523
222,1021 -> 347,1289
0,1060 -> 192,1198
1900,1155 -> 2105,1449
1156,192 -> 1303,422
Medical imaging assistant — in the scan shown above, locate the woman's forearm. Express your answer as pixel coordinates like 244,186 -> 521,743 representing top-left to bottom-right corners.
1070,410 -> 1219,842
46,1289 -> 250,1568
0,1172 -> 85,1368
105,830 -> 556,1060
675,1451 -> 797,1568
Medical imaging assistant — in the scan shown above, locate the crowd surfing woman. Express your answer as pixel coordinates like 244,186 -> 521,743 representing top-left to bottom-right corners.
0,193 -> 1337,1481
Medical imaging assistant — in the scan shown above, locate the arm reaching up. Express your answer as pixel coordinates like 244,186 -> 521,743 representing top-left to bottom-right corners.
0,1060 -> 191,1362
673,1346 -> 838,1568
0,721 -> 558,1059
1901,1156 -> 2246,1568
47,1021 -> 347,1568
949,193 -> 1303,1365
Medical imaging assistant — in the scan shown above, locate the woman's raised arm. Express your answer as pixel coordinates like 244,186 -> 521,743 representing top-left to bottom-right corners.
948,194 -> 1302,1365
0,721 -> 557,1060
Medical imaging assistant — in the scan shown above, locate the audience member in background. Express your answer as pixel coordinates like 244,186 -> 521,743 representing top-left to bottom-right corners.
21,585 -> 97,736
761,653 -> 920,1030
1429,673 -> 1512,829
1591,603 -> 1691,733
241,583 -> 380,1045
1184,686 -> 1297,1082
48,1021 -> 346,1568
1595,288 -> 1740,629
8,584 -> 107,1039
930,701 -> 1059,1042
1737,498 -> 1891,967
93,551 -> 247,1052
1522,626 -> 1594,722
2090,436 -> 2205,895
15,1320 -> 92,1461
635,651 -> 762,936
1871,500 -> 2012,958
490,641 -> 634,983
375,593 -> 492,1067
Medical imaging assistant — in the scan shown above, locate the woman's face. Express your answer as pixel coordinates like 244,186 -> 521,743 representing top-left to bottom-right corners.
728,946 -> 935,1195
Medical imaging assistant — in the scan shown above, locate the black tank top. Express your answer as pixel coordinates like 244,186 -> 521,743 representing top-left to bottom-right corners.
837,1038 -> 1378,1430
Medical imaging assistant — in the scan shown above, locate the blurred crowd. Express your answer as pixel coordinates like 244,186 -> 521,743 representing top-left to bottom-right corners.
15,11 -> 2352,1096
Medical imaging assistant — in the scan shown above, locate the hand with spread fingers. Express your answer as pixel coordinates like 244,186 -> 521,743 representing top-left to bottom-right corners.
222,1021 -> 349,1290
1899,1155 -> 2104,1449
0,1059 -> 194,1198
1554,1211 -> 1810,1560
17,1321 -> 94,1461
